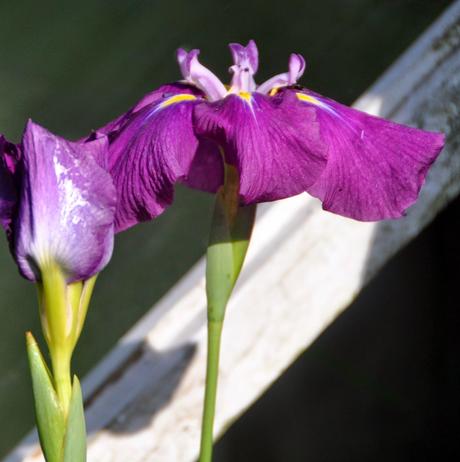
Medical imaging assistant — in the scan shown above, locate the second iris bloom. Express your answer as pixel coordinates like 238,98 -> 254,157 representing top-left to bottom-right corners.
95,40 -> 444,232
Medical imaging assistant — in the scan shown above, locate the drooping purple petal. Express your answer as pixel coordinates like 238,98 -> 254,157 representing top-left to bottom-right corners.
257,53 -> 306,94
182,138 -> 224,193
0,136 -> 19,235
289,88 -> 444,221
228,40 -> 258,93
90,83 -> 202,138
176,48 -> 227,101
193,92 -> 327,204
131,83 -> 202,114
108,89 -> 222,232
14,120 -> 116,282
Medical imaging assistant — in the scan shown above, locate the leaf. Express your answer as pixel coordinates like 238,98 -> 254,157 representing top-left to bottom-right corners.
26,332 -> 65,462
62,376 -> 87,462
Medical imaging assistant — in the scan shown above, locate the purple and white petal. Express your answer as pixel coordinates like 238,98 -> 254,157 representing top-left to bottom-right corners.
108,92 -> 222,232
194,92 -> 327,204
229,40 -> 258,74
257,53 -> 306,94
287,54 -> 306,85
290,88 -> 444,221
177,48 -> 190,80
228,40 -> 258,93
14,121 -> 116,282
176,48 -> 227,101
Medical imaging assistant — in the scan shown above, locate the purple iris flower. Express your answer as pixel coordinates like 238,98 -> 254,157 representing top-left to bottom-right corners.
100,40 -> 444,232
0,121 -> 116,282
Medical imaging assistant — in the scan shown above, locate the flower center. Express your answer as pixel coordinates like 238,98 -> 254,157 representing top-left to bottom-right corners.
238,91 -> 252,102
229,64 -> 256,94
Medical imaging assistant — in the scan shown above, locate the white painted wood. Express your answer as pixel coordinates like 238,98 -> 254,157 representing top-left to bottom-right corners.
6,2 -> 460,461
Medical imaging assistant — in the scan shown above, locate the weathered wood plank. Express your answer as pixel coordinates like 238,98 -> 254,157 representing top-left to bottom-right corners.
6,2 -> 460,461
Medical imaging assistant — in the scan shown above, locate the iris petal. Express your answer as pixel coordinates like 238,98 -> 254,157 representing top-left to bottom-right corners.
194,92 -> 327,204
228,40 -> 259,93
14,121 -> 116,282
176,49 -> 227,101
257,53 -> 306,95
93,83 -> 202,138
229,40 -> 259,74
291,88 -> 445,220
107,87 -> 222,232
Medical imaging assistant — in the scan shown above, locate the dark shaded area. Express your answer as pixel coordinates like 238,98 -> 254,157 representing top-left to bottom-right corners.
0,0 -> 451,140
0,0 -> 452,457
215,195 -> 460,462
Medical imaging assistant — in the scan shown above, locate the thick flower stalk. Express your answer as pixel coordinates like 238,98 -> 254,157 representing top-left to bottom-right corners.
95,40 -> 444,462
0,121 -> 116,462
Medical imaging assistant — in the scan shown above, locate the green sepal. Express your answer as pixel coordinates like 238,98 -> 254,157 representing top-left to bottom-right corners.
206,174 -> 256,322
26,332 -> 65,462
62,376 -> 87,462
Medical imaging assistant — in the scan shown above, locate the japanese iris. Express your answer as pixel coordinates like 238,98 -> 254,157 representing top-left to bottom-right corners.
99,40 -> 444,232
0,121 -> 116,282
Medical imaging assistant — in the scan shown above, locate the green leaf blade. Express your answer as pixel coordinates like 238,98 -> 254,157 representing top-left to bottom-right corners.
62,376 -> 87,462
26,332 -> 65,462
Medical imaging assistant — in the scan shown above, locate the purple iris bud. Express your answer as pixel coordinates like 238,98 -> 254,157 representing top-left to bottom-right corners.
100,40 -> 444,229
0,121 -> 116,282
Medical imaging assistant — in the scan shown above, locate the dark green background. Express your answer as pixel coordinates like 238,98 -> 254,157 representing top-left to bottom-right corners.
0,0 -> 452,458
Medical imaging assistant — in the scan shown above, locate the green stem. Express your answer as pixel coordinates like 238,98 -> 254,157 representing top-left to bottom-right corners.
73,275 -> 98,347
199,162 -> 255,461
50,348 -> 72,417
199,319 -> 224,462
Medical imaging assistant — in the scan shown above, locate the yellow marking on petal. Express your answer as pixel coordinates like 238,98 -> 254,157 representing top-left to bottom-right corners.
296,91 -> 338,117
238,91 -> 252,102
296,92 -> 323,106
269,87 -> 280,96
160,93 -> 196,109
